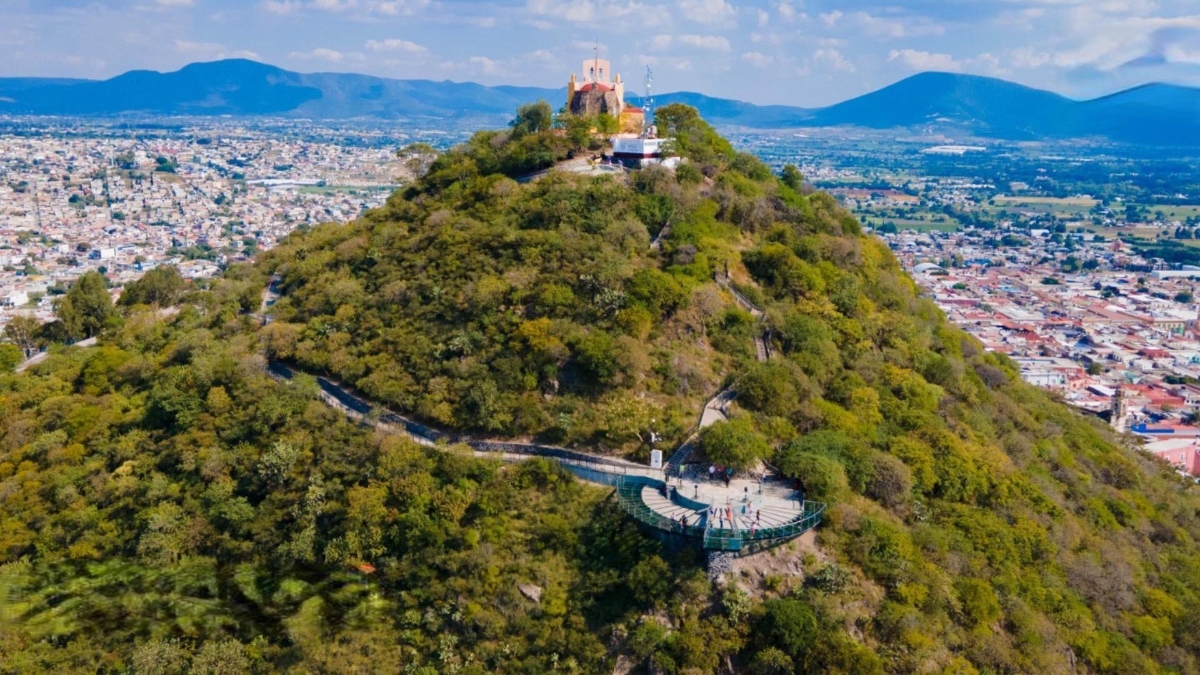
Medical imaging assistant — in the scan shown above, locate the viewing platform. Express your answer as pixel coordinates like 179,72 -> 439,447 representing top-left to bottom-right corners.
614,474 -> 825,554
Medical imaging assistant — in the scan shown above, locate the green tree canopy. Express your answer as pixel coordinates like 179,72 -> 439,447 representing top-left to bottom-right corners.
700,417 -> 771,470
511,99 -> 555,138
55,270 -> 116,340
3,314 -> 41,355
119,265 -> 185,308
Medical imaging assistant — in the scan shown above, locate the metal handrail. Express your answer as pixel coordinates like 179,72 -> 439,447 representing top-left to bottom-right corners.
614,475 -> 825,551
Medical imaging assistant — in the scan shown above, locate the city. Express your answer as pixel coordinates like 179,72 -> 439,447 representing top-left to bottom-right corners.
0,118 -> 447,326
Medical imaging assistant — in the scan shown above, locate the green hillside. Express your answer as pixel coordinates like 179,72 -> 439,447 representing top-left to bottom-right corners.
2,107 -> 1200,673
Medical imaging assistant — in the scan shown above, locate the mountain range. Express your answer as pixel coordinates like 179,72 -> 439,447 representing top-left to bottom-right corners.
1,59 -> 1198,145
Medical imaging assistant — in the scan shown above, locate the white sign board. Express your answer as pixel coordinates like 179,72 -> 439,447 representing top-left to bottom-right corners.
650,450 -> 664,469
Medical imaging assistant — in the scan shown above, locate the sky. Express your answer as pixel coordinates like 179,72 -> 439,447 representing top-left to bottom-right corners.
3,0 -> 1200,106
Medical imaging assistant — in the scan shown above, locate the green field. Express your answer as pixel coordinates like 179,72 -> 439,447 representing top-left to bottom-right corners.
297,184 -> 397,195
862,216 -> 960,232
1136,205 -> 1200,220
988,196 -> 1097,217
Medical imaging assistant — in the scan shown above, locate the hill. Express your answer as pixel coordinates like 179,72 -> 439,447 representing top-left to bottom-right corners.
804,71 -> 1078,138
2,108 -> 1200,673
0,59 -> 562,123
3,60 -> 1200,144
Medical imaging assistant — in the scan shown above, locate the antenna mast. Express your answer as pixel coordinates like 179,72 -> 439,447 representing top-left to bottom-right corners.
644,65 -> 655,136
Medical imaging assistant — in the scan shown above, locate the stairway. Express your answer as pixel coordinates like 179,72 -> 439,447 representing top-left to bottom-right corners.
753,335 -> 768,362
640,486 -> 706,527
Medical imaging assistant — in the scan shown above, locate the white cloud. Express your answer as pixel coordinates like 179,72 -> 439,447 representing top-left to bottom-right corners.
311,0 -> 355,10
678,0 -> 736,25
469,55 -> 500,73
526,0 -> 669,26
812,48 -> 854,72
1008,47 -> 1052,70
290,47 -> 346,62
888,49 -> 962,73
156,0 -> 194,6
175,39 -> 225,55
174,40 -> 260,62
368,0 -> 431,16
651,33 -> 730,51
262,0 -> 302,14
851,12 -> 945,39
678,34 -> 732,51
819,10 -> 842,26
1049,12 -> 1200,71
365,38 -> 426,53
264,0 -> 430,17
742,51 -> 774,67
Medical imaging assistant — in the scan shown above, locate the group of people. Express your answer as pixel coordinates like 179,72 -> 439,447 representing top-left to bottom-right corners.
707,464 -> 734,487
705,500 -> 764,535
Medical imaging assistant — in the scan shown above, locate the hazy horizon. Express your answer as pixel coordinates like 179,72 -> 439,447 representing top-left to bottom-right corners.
6,0 -> 1200,108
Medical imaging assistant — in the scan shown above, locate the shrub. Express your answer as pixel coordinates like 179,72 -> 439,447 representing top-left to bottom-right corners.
701,417 -> 771,470
759,598 -> 818,661
776,451 -> 848,503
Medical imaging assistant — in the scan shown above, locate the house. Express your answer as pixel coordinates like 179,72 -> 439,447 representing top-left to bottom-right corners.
1143,438 -> 1200,476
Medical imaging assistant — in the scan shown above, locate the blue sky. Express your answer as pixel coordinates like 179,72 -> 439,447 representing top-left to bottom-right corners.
4,0 -> 1200,106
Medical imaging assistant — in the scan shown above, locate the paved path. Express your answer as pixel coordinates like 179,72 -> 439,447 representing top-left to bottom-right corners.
15,337 -> 97,373
268,361 -> 663,482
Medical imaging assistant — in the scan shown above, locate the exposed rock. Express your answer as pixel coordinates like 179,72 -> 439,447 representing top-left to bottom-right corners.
518,583 -> 543,603
707,551 -> 734,584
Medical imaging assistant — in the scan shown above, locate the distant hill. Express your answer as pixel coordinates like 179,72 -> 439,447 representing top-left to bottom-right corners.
803,72 -> 1077,138
2,59 -> 1198,144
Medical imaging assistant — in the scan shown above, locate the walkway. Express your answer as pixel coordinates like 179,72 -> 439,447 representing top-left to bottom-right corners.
15,337 -> 97,373
268,361 -> 661,478
715,273 -> 771,362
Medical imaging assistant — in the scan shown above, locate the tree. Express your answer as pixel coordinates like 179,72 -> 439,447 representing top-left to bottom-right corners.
511,100 -> 554,138
1087,361 -> 1104,376
4,314 -> 41,356
1175,291 -> 1193,304
398,142 -> 440,177
780,164 -> 805,192
700,417 -> 771,470
562,114 -> 595,149
120,265 -> 185,308
55,271 -> 117,340
759,598 -> 818,662
736,361 -> 805,418
0,343 -> 22,373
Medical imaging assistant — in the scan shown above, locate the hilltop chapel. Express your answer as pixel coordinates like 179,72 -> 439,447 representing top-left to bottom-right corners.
567,55 -> 645,134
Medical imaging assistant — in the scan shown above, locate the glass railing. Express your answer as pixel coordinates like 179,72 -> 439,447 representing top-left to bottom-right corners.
615,476 -> 825,551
